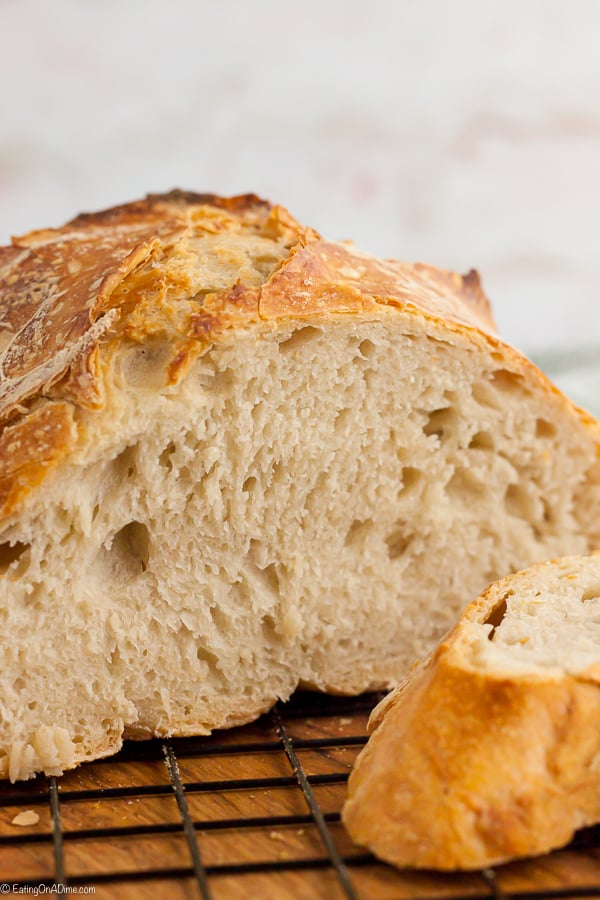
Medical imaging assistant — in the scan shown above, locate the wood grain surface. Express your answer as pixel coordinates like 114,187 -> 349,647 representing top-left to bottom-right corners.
0,693 -> 599,899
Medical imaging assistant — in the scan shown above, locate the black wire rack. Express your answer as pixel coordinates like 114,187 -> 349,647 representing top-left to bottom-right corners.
1,691 -> 600,899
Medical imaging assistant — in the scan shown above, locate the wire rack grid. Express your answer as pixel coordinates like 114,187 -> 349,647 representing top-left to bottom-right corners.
1,691 -> 600,899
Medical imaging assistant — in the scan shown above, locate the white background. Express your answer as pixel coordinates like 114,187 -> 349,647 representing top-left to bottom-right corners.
2,0 -> 600,355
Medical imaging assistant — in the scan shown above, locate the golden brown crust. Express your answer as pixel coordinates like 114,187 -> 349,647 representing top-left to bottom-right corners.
0,192 -> 281,420
0,190 -> 590,523
0,234 -> 160,406
0,402 -> 76,517
258,240 -> 497,332
67,190 -> 270,226
342,563 -> 600,870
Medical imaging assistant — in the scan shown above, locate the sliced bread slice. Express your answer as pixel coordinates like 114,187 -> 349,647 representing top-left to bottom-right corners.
343,554 -> 600,870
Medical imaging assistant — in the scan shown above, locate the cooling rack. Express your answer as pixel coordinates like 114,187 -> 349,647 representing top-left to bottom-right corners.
1,691 -> 600,899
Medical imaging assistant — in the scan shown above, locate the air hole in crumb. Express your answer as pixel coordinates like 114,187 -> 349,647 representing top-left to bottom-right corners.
486,596 -> 509,637
279,326 -> 321,353
490,369 -> 523,392
245,542 -> 281,595
112,445 -> 137,480
358,339 -> 376,358
504,483 -> 533,520
250,400 -> 265,427
471,381 -> 501,410
0,541 -> 29,574
197,645 -> 220,668
536,418 -> 556,439
385,527 -> 412,560
542,498 -> 553,524
446,468 -> 484,502
334,407 -> 352,433
399,466 -> 422,496
243,476 -> 258,494
178,464 -> 193,490
345,518 -> 372,546
104,521 -> 150,580
468,431 -> 494,451
582,586 -> 600,602
120,339 -> 171,390
159,441 -> 177,471
183,430 -> 199,450
209,604 -> 229,632
247,538 -> 263,566
73,734 -> 84,744
197,370 -> 218,392
262,614 -> 278,640
423,407 -> 456,441
270,461 -> 285,487
260,563 -> 280,595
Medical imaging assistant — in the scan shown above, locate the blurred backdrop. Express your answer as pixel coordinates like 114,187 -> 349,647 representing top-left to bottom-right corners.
2,0 -> 600,363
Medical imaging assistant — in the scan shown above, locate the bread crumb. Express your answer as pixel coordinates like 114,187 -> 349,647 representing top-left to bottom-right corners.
269,830 -> 285,841
12,810 -> 40,827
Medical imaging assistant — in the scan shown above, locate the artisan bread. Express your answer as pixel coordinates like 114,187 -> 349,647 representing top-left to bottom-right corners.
1,192 -> 600,781
343,554 -> 600,870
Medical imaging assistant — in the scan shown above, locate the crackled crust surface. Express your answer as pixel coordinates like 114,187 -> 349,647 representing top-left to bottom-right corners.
0,190 -> 593,523
0,191 -> 496,418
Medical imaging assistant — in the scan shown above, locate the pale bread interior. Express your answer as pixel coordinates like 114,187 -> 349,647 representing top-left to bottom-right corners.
1,314 -> 600,780
466,556 -> 600,674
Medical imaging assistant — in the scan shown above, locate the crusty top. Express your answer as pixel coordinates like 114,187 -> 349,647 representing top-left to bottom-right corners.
0,190 -> 497,421
0,189 -> 561,520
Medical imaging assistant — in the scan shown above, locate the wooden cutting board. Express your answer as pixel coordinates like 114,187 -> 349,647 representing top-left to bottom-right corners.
1,693 -> 599,899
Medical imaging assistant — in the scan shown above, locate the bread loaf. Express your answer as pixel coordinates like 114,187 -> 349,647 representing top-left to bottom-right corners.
342,554 -> 600,869
1,191 -> 600,781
